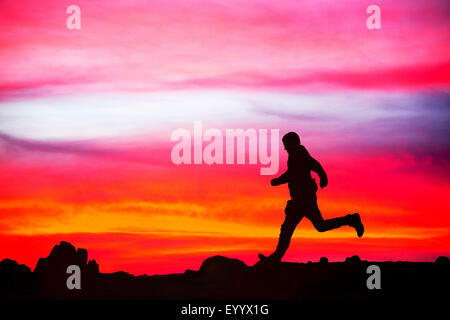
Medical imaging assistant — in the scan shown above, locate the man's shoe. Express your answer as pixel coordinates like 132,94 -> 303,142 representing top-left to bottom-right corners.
349,213 -> 364,237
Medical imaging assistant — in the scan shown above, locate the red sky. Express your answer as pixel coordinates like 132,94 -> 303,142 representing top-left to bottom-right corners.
0,0 -> 449,275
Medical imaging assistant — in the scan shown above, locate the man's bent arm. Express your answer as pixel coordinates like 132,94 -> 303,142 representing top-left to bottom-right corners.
272,170 -> 289,185
309,157 -> 328,187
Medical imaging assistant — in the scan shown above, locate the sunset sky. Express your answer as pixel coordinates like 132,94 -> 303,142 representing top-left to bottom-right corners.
0,0 -> 449,275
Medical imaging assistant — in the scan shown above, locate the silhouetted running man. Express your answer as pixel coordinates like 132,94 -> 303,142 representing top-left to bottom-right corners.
259,132 -> 364,263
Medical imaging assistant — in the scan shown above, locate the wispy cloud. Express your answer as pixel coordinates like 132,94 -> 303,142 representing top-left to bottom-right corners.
0,132 -> 170,166
1,0 -> 449,100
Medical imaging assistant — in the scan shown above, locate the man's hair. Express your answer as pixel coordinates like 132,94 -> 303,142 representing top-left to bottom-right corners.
282,132 -> 301,145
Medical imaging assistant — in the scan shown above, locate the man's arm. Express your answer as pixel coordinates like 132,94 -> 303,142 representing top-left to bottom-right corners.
309,156 -> 328,188
271,170 -> 289,186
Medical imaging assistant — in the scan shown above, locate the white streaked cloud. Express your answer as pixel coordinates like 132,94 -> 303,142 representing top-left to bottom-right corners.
0,89 -> 441,149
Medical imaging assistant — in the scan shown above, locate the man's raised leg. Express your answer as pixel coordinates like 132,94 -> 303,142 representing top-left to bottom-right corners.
309,203 -> 364,237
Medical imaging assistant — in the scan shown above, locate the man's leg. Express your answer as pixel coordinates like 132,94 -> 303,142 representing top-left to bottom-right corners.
268,201 -> 303,261
308,201 -> 364,237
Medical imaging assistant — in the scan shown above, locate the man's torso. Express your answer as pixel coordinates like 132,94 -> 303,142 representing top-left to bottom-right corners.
287,146 -> 317,200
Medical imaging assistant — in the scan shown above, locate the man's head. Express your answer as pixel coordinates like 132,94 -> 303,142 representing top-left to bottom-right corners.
282,132 -> 301,153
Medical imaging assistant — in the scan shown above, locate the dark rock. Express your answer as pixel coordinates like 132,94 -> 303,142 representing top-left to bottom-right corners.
435,256 -> 449,264
0,259 -> 34,298
199,255 -> 248,277
33,241 -> 99,298
184,269 -> 196,275
87,259 -> 100,274
0,258 -> 31,274
77,248 -> 88,266
319,257 -> 329,263
111,271 -> 133,279
1,242 -> 449,301
345,255 -> 361,263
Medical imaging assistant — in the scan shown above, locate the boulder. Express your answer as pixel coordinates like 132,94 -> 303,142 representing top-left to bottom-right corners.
345,255 -> 362,263
34,241 -> 99,298
319,257 -> 329,263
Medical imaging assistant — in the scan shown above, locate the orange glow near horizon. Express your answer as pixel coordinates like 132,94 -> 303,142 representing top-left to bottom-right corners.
1,148 -> 449,275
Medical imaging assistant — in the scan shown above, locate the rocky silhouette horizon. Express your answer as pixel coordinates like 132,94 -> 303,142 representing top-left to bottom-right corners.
1,241 -> 448,301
